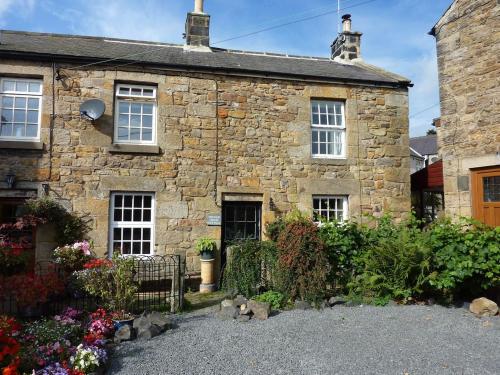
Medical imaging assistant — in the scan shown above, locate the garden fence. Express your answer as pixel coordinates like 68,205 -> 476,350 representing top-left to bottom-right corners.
0,255 -> 185,317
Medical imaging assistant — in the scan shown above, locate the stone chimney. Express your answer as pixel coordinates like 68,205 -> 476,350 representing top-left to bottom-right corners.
331,14 -> 362,61
185,0 -> 210,48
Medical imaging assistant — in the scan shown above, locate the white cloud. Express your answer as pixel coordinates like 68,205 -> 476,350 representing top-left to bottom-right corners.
0,0 -> 35,24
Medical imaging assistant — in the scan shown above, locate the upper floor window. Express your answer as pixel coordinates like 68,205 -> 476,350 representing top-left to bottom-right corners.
0,78 -> 42,141
313,196 -> 348,223
114,84 -> 156,145
311,100 -> 345,158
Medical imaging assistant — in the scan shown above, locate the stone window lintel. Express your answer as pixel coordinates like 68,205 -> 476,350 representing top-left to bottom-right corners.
0,140 -> 44,150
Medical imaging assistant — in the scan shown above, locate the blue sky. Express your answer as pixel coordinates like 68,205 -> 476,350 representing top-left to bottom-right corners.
0,0 -> 451,136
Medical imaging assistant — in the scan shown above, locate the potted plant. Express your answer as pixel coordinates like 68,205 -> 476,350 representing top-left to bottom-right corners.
76,254 -> 138,325
53,240 -> 94,273
195,238 -> 217,293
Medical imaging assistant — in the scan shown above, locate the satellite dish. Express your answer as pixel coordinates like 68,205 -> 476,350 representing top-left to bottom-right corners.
80,99 -> 105,121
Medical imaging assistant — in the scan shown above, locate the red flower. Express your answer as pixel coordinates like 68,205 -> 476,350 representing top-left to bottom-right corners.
84,258 -> 112,269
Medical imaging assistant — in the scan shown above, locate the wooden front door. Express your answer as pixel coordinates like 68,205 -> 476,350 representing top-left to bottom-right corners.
471,166 -> 500,227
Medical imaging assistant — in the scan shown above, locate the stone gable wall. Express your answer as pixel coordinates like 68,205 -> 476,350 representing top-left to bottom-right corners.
0,60 -> 410,271
433,0 -> 500,217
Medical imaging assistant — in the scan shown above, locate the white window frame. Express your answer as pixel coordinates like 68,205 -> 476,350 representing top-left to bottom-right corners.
109,192 -> 155,257
114,84 -> 157,145
313,195 -> 349,223
311,100 -> 346,159
0,77 -> 43,141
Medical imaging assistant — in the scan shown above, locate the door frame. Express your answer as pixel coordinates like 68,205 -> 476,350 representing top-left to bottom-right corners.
220,201 -> 262,267
471,165 -> 500,226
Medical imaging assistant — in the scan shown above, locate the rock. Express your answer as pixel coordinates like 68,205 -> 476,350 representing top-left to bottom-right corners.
344,300 -> 361,307
470,297 -> 499,317
148,311 -> 171,331
240,303 -> 247,310
114,325 -> 133,343
137,324 -> 162,340
216,306 -> 239,320
328,296 -> 346,306
237,315 -> 251,322
294,300 -> 311,310
248,300 -> 271,320
133,312 -> 150,330
221,299 -> 234,308
240,307 -> 252,315
233,295 -> 248,307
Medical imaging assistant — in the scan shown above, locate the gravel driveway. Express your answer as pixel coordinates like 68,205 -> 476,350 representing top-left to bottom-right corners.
108,305 -> 499,375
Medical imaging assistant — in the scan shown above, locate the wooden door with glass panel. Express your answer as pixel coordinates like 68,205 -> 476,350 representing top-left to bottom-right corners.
471,166 -> 500,227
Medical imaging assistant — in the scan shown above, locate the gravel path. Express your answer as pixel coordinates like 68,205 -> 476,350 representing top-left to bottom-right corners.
108,305 -> 499,375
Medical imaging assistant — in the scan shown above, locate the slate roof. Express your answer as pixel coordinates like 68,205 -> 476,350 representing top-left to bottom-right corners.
0,30 -> 411,87
410,135 -> 438,156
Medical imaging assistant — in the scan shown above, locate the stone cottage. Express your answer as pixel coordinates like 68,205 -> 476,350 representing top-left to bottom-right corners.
0,1 -> 411,274
430,0 -> 499,227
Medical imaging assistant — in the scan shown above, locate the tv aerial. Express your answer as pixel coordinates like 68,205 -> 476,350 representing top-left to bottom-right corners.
79,99 -> 105,121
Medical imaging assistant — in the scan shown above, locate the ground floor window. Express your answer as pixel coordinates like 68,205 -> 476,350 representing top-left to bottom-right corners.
313,196 -> 348,222
109,192 -> 155,256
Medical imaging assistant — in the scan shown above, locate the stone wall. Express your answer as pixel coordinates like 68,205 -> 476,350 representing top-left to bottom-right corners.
433,0 -> 500,217
0,60 -> 410,272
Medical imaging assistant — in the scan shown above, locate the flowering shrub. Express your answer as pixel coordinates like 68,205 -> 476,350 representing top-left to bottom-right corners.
53,241 -> 94,272
71,344 -> 107,373
2,307 -> 114,374
8,269 -> 65,309
0,316 -> 21,374
0,241 -> 31,277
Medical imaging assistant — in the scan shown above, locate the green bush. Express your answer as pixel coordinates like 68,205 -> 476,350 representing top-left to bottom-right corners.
222,240 -> 278,298
348,226 -> 433,301
319,221 -> 367,289
254,291 -> 286,310
277,218 -> 329,303
428,218 -> 500,298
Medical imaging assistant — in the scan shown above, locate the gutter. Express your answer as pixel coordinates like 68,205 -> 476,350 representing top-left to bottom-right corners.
0,50 -> 412,89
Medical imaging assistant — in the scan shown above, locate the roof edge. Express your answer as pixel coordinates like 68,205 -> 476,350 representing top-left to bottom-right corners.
351,60 -> 412,87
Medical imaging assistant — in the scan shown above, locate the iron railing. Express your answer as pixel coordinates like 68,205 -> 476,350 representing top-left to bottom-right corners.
0,255 -> 185,317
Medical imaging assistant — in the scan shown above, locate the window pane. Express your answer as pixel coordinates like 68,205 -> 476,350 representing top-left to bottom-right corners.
27,98 -> 39,110
14,97 -> 26,108
143,89 -> 154,97
142,128 -> 152,141
16,81 -> 28,92
130,103 -> 141,114
130,127 -> 140,140
143,210 -> 151,222
2,110 -> 13,122
28,82 -> 41,93
131,88 -> 142,96
313,199 -> 319,209
114,194 -> 123,207
122,242 -> 131,255
133,228 -> 141,240
142,242 -> 151,254
319,131 -> 326,142
2,96 -> 13,107
312,142 -> 318,155
123,228 -> 131,240
117,127 -> 129,140
0,123 -> 13,136
26,124 -> 37,137
118,114 -> 129,126
320,114 -> 327,124
124,195 -> 133,207
27,110 -> 38,123
142,115 -> 152,127
143,228 -> 151,240
143,195 -> 152,208
133,209 -> 142,221
14,110 -> 25,122
130,115 -> 141,126
114,209 -> 122,222
13,124 -> 25,137
113,228 -> 121,240
119,101 -> 129,113
336,115 -> 343,126
236,207 -> 245,221
119,87 -> 129,95
132,242 -> 141,254
320,143 -> 326,154
320,199 -> 328,210
3,81 -> 15,91
123,209 -> 132,221
337,199 -> 343,210
143,104 -> 153,115
312,114 -> 319,124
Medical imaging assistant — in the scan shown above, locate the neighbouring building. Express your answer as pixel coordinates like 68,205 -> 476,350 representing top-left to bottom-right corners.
0,2 -> 411,276
430,0 -> 499,227
410,133 -> 439,174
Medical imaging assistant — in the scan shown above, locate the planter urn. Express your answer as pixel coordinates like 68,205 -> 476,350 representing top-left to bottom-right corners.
200,253 -> 216,293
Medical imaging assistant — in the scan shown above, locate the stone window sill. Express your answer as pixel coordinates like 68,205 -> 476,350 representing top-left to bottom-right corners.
309,157 -> 348,166
108,144 -> 160,155
0,140 -> 44,150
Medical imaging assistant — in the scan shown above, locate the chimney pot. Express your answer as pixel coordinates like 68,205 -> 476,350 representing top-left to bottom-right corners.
194,0 -> 204,13
342,14 -> 352,32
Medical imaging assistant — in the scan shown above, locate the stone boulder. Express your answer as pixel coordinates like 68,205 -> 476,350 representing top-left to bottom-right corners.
294,300 -> 311,310
248,300 -> 271,320
233,295 -> 248,308
469,297 -> 499,317
114,324 -> 134,343
137,324 -> 162,340
216,305 -> 239,320
148,311 -> 171,331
